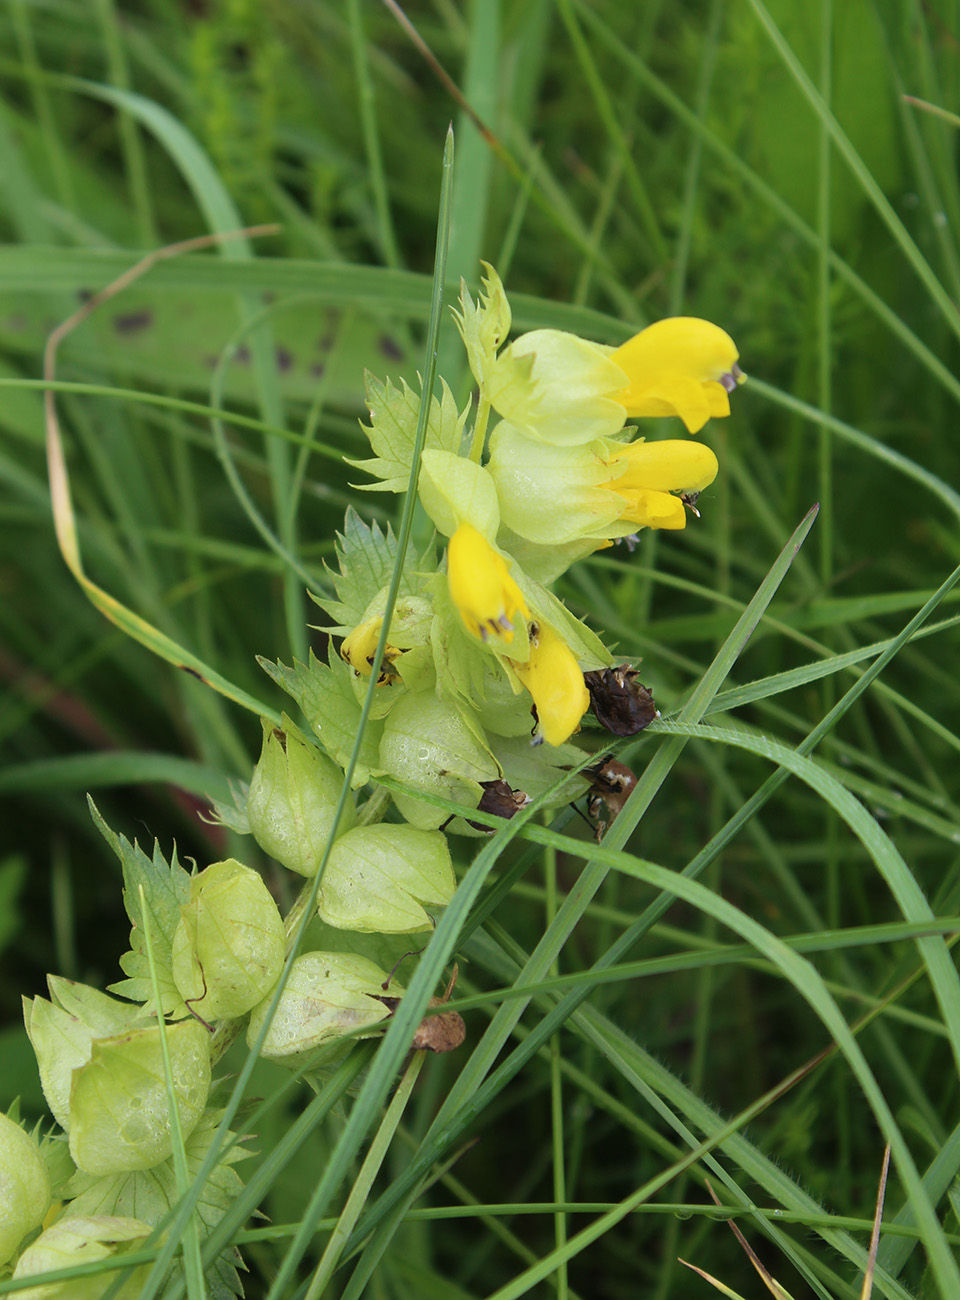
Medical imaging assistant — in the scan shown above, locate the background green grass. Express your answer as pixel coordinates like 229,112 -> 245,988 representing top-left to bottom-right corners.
3,0 -> 960,1296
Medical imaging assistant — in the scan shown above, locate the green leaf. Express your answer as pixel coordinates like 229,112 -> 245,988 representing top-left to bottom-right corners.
0,855 -> 26,956
257,645 -> 383,787
347,372 -> 469,493
89,800 -> 191,1018
204,783 -> 251,836
312,506 -> 435,634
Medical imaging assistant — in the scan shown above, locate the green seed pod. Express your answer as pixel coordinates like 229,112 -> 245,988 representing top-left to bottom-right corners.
379,689 -> 500,830
170,859 -> 286,1021
0,1112 -> 50,1268
68,1020 -> 211,1175
247,951 -> 396,1068
22,979 -> 148,1133
318,823 -> 456,933
247,717 -> 356,876
12,1214 -> 151,1300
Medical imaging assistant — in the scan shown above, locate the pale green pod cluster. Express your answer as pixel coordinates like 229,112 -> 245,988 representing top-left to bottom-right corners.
247,951 -> 397,1069
170,858 -> 286,1021
0,1112 -> 50,1267
12,1214 -> 152,1300
247,718 -> 356,876
24,979 -> 210,1176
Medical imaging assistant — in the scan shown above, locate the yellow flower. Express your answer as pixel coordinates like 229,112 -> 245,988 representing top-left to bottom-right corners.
448,523 -> 529,643
341,615 -> 400,683
601,437 -> 719,530
510,621 -> 590,747
609,317 -> 744,434
487,426 -> 719,546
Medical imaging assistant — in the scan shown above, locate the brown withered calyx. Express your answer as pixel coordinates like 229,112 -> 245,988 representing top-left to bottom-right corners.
442,778 -> 530,833
585,755 -> 638,840
584,665 -> 659,736
377,965 -> 466,1054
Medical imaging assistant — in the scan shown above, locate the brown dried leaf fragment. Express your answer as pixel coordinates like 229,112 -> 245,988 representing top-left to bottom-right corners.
377,965 -> 466,1054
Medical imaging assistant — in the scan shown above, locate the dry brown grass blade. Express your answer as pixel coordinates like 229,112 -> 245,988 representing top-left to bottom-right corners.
680,1182 -> 795,1299
861,1145 -> 892,1300
677,1257 -> 747,1298
42,224 -> 284,720
380,0 -> 499,147
43,223 -> 279,575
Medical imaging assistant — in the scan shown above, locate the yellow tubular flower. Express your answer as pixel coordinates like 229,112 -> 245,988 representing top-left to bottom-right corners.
341,615 -> 401,683
511,621 -> 590,747
602,438 -> 719,531
448,523 -> 529,643
609,317 -> 744,434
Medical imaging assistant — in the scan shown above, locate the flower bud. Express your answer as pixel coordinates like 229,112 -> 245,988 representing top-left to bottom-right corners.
0,1112 -> 50,1267
454,261 -> 512,388
12,1214 -> 151,1300
318,824 -> 456,933
247,951 -> 396,1068
379,689 -> 501,830
341,615 -> 401,684
68,1020 -> 211,1175
23,979 -> 148,1132
341,594 -> 435,716
247,718 -> 356,876
171,859 -> 285,1021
